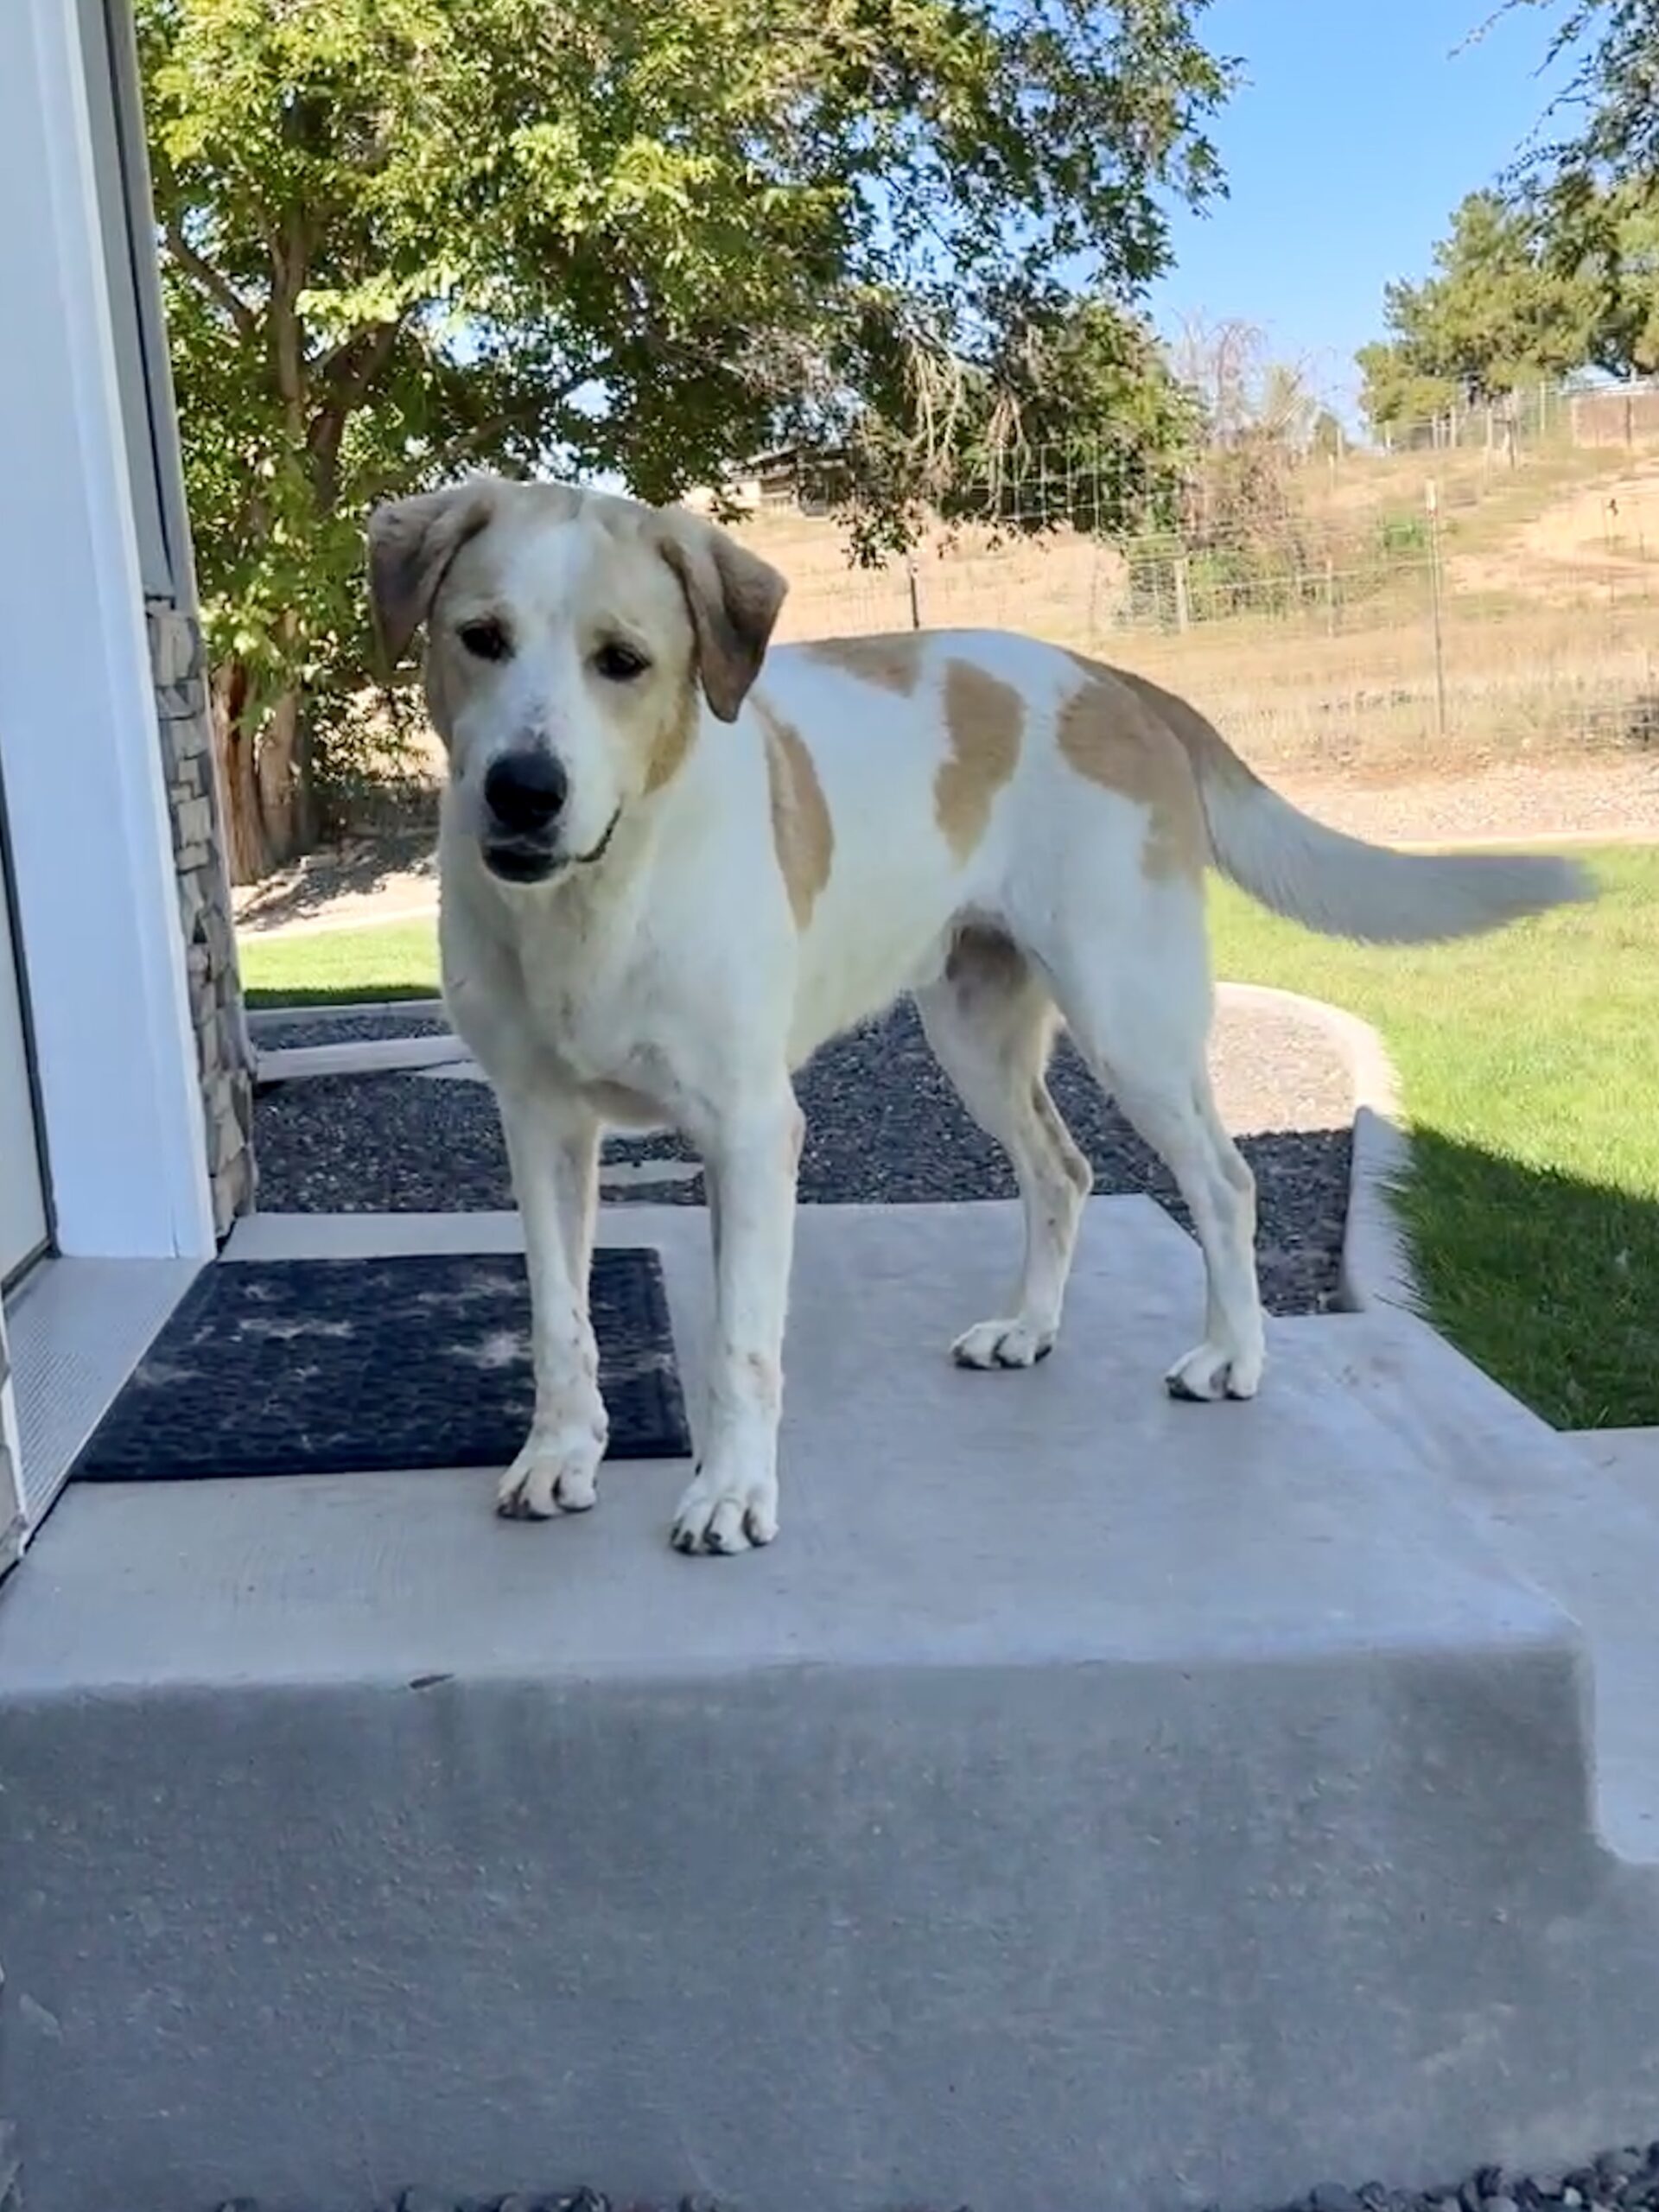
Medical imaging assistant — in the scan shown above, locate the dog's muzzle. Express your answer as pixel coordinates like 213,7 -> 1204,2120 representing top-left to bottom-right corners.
482,833 -> 560,884
481,749 -> 572,884
481,807 -> 621,886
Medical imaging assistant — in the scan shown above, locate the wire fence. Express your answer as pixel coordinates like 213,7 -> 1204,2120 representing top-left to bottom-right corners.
741,389 -> 1659,774
334,375 -> 1659,836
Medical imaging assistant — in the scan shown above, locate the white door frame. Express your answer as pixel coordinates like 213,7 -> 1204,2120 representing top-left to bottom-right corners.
0,0 -> 213,1264
0,1313 -> 23,1572
0,783 -> 51,1285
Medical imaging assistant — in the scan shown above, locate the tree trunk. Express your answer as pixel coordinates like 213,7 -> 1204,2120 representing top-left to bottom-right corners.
255,685 -> 314,868
210,658 -> 312,884
212,658 -> 264,885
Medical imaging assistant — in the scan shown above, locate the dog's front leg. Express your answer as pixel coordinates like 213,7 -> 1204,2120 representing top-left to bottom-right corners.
494,1089 -> 607,1520
672,1093 -> 803,1556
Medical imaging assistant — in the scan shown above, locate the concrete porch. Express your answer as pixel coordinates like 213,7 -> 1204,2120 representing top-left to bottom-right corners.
2,1196 -> 1658,2212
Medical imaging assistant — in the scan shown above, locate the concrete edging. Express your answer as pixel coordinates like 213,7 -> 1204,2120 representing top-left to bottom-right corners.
1216,980 -> 1419,1318
254,1033 -> 469,1085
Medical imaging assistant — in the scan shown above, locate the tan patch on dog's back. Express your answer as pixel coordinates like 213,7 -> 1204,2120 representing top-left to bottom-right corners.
798,633 -> 923,695
935,660 -> 1023,861
1058,658 -> 1207,881
1109,663 -> 1261,805
756,700 -> 834,928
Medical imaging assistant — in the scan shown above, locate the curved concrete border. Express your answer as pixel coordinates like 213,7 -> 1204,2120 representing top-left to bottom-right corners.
1217,980 -> 1419,1318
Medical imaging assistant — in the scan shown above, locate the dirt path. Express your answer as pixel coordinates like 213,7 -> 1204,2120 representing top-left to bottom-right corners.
1273,753 -> 1659,848
1451,456 -> 1659,601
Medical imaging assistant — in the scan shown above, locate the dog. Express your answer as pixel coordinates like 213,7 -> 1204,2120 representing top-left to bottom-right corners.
367,474 -> 1591,1556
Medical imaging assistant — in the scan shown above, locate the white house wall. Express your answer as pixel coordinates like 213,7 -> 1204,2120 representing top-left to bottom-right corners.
0,0 -> 217,1262
0,0 -> 252,1259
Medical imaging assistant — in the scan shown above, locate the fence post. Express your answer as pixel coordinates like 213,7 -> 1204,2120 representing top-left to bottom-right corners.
906,550 -> 922,631
1324,555 -> 1338,638
1173,555 -> 1191,634
1425,480 -> 1448,747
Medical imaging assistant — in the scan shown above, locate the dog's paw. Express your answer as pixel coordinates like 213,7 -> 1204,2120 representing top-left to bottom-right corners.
671,1460 -> 779,1557
950,1316 -> 1055,1370
496,1421 -> 607,1520
1165,1340 -> 1263,1403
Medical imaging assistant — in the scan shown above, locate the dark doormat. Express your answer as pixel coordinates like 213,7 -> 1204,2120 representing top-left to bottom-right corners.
72,1249 -> 691,1482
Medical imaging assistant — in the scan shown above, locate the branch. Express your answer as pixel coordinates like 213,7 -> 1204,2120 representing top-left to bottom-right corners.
422,366 -> 607,476
163,219 -> 258,340
268,211 -> 313,423
433,404 -> 545,471
317,319 -> 405,411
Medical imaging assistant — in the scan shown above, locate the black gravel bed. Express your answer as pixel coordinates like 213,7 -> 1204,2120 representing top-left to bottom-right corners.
253,1000 -> 1351,1317
220,2142 -> 1659,2212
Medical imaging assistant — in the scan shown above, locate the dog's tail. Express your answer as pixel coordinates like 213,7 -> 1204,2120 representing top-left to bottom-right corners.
1145,676 -> 1595,945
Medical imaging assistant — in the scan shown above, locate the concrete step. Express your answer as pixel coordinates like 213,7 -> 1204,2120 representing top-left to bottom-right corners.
1575,1426 -> 1659,1527
1294,1313 -> 1659,1862
1,1197 -> 1657,2212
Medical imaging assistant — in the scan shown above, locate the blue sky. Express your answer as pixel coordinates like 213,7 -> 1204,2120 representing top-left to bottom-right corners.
1148,0 -> 1575,416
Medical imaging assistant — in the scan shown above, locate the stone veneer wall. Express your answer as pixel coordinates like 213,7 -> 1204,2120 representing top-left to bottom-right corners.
147,601 -> 256,1236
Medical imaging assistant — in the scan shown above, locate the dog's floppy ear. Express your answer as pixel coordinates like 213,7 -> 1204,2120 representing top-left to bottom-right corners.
367,480 -> 496,669
656,511 -> 788,722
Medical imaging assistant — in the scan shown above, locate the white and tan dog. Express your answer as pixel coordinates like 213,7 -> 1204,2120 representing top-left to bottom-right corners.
368,474 -> 1589,1556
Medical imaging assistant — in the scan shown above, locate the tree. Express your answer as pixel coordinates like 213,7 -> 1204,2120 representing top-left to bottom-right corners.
1498,0 -> 1659,186
1166,314 -> 1339,453
1162,316 -> 1335,552
139,0 -> 1235,879
1496,1 -> 1659,376
1352,345 -> 1461,442
1531,182 -> 1659,377
823,283 -> 1206,560
1170,315 -> 1284,441
1354,191 -> 1599,436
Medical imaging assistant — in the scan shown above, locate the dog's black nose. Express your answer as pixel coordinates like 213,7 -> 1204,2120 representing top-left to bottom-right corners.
484,751 -> 568,834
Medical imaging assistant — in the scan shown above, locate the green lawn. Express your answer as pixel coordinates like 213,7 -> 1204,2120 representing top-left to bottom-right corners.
238,850 -> 1659,1429
1211,848 -> 1659,1431
241,919 -> 440,1008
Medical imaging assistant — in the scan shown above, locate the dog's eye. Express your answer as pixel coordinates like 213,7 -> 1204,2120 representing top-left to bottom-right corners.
458,618 -> 511,663
594,640 -> 650,683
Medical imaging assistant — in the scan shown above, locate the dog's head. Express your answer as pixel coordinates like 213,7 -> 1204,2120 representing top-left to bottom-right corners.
367,476 -> 787,887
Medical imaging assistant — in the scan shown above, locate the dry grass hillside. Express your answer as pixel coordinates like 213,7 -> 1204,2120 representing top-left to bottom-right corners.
726,436 -> 1659,777
334,432 -> 1659,833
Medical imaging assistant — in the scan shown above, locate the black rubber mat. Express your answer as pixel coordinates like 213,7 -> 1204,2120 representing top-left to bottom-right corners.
73,1249 -> 690,1481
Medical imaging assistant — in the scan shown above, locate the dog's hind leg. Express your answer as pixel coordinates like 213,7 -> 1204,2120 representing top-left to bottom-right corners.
918,928 -> 1092,1370
1040,905 -> 1264,1402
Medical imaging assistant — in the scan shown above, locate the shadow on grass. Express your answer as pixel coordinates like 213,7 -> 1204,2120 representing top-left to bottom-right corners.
1398,1125 -> 1659,1432
234,829 -> 437,933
